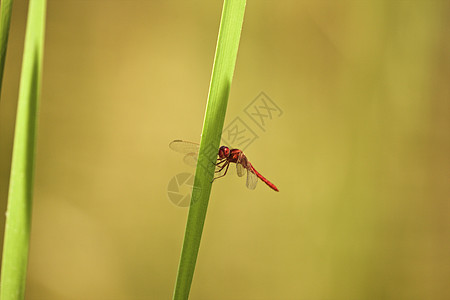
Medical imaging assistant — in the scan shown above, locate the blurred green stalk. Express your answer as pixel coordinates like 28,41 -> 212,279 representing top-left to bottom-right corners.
172,0 -> 246,299
0,0 -> 47,299
0,0 -> 14,94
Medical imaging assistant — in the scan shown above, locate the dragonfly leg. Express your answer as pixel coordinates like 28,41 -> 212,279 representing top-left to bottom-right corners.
215,158 -> 226,165
213,162 -> 230,181
215,158 -> 228,167
215,158 -> 228,170
211,158 -> 225,167
215,161 -> 228,173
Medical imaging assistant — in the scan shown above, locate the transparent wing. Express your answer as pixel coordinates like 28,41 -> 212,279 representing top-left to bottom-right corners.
246,169 -> 258,190
236,153 -> 246,177
170,140 -> 200,167
236,163 -> 245,177
169,140 -> 200,154
183,153 -> 198,167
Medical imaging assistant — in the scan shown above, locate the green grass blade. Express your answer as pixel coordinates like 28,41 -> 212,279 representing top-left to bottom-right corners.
172,0 -> 246,299
0,0 -> 14,95
0,0 -> 47,299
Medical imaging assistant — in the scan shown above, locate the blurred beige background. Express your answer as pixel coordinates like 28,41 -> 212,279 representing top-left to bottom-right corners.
1,0 -> 449,299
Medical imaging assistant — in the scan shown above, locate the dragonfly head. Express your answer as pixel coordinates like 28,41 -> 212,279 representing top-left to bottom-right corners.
218,146 -> 230,159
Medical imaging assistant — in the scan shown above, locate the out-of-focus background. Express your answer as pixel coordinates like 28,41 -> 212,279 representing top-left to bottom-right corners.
0,1 -> 449,299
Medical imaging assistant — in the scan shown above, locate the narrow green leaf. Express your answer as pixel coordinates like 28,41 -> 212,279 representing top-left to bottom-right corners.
0,0 -> 47,299
172,0 -> 246,299
0,0 -> 14,94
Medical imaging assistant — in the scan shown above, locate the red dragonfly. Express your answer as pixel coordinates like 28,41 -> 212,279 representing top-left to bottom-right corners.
169,140 -> 279,192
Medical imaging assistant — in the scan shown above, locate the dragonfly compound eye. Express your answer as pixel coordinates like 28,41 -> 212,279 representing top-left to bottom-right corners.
219,146 -> 230,158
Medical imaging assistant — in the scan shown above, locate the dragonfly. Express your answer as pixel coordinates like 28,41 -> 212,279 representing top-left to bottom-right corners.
169,140 -> 279,192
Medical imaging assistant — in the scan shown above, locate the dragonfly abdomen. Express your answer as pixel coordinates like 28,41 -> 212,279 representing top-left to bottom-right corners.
250,165 -> 279,192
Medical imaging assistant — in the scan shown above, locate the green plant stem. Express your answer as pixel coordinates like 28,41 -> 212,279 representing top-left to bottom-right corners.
0,0 -> 14,95
0,0 -> 47,299
172,0 -> 246,299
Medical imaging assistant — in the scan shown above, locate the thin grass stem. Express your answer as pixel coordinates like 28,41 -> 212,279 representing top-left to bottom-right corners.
0,0 -> 14,95
172,0 -> 246,299
0,0 -> 47,299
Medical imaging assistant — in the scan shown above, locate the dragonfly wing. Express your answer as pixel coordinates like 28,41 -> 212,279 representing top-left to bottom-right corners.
236,163 -> 245,177
246,169 -> 258,190
169,140 -> 200,154
183,153 -> 198,167
170,140 -> 200,167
